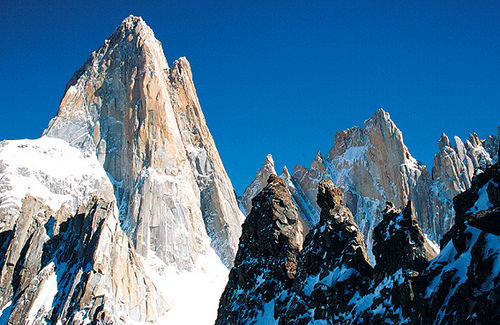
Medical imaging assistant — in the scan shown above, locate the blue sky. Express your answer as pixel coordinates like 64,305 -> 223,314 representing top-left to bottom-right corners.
1,1 -> 498,193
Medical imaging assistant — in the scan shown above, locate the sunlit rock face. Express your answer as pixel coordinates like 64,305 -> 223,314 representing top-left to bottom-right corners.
242,109 -> 498,249
168,57 -> 245,266
431,132 -> 498,234
43,15 -> 243,269
0,194 -> 166,324
241,154 -> 277,215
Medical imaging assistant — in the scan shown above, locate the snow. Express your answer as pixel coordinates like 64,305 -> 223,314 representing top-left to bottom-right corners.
26,263 -> 58,325
142,248 -> 229,325
424,233 -> 441,255
339,146 -> 367,163
467,180 -> 495,213
481,233 -> 500,290
425,226 -> 481,322
0,137 -> 114,222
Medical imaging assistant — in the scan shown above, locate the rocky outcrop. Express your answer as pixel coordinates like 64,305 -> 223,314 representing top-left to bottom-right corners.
432,132 -> 498,233
418,157 -> 500,324
216,175 -> 304,324
0,195 -> 166,324
220,150 -> 500,324
291,151 -> 330,224
0,137 -> 115,232
350,200 -> 438,324
281,179 -> 372,324
373,201 -> 438,276
43,15 -> 243,270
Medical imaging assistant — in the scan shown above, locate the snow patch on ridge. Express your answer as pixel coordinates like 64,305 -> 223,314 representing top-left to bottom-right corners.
467,180 -> 495,213
0,137 -> 114,226
26,263 -> 58,325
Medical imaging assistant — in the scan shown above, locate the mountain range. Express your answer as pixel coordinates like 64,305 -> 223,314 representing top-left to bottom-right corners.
0,15 -> 498,324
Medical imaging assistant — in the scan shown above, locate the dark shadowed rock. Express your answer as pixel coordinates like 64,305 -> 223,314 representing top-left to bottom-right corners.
419,159 -> 500,324
216,174 -> 304,324
373,200 -> 438,276
453,162 -> 500,235
217,159 -> 500,324
280,179 -> 372,324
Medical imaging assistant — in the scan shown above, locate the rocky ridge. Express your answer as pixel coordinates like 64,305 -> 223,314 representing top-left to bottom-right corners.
222,152 -> 500,323
242,110 -> 498,250
0,195 -> 165,324
280,179 -> 373,324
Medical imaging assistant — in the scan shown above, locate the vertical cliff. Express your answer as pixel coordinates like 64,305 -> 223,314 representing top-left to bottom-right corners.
43,15 -> 243,270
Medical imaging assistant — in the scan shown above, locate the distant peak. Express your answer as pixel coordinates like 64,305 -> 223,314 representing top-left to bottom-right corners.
438,133 -> 450,150
108,14 -> 156,47
364,108 -> 394,131
264,154 -> 275,167
374,108 -> 390,121
281,166 -> 291,180
120,15 -> 145,29
377,107 -> 388,115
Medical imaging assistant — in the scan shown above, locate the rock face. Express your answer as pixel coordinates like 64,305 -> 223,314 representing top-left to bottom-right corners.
291,151 -> 330,225
281,179 -> 372,324
419,156 -> 500,324
0,195 -> 166,324
167,57 -> 244,267
43,15 -> 243,269
220,150 -> 500,324
0,137 -> 166,323
241,154 -> 277,215
216,175 -> 304,324
296,109 -> 443,243
373,201 -> 438,276
242,109 -> 498,252
432,132 -> 498,233
0,15 -> 244,324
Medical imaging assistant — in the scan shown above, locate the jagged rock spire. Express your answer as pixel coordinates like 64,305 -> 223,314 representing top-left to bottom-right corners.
0,196 -> 166,324
373,200 -> 438,275
216,174 -> 304,324
241,154 -> 277,214
281,179 -> 372,323
43,15 -> 244,270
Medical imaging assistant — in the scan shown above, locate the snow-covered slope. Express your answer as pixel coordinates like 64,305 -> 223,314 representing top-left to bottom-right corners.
0,137 -> 115,231
0,142 -> 166,324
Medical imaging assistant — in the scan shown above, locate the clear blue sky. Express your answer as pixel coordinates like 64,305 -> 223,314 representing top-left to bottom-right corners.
1,1 -> 498,193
